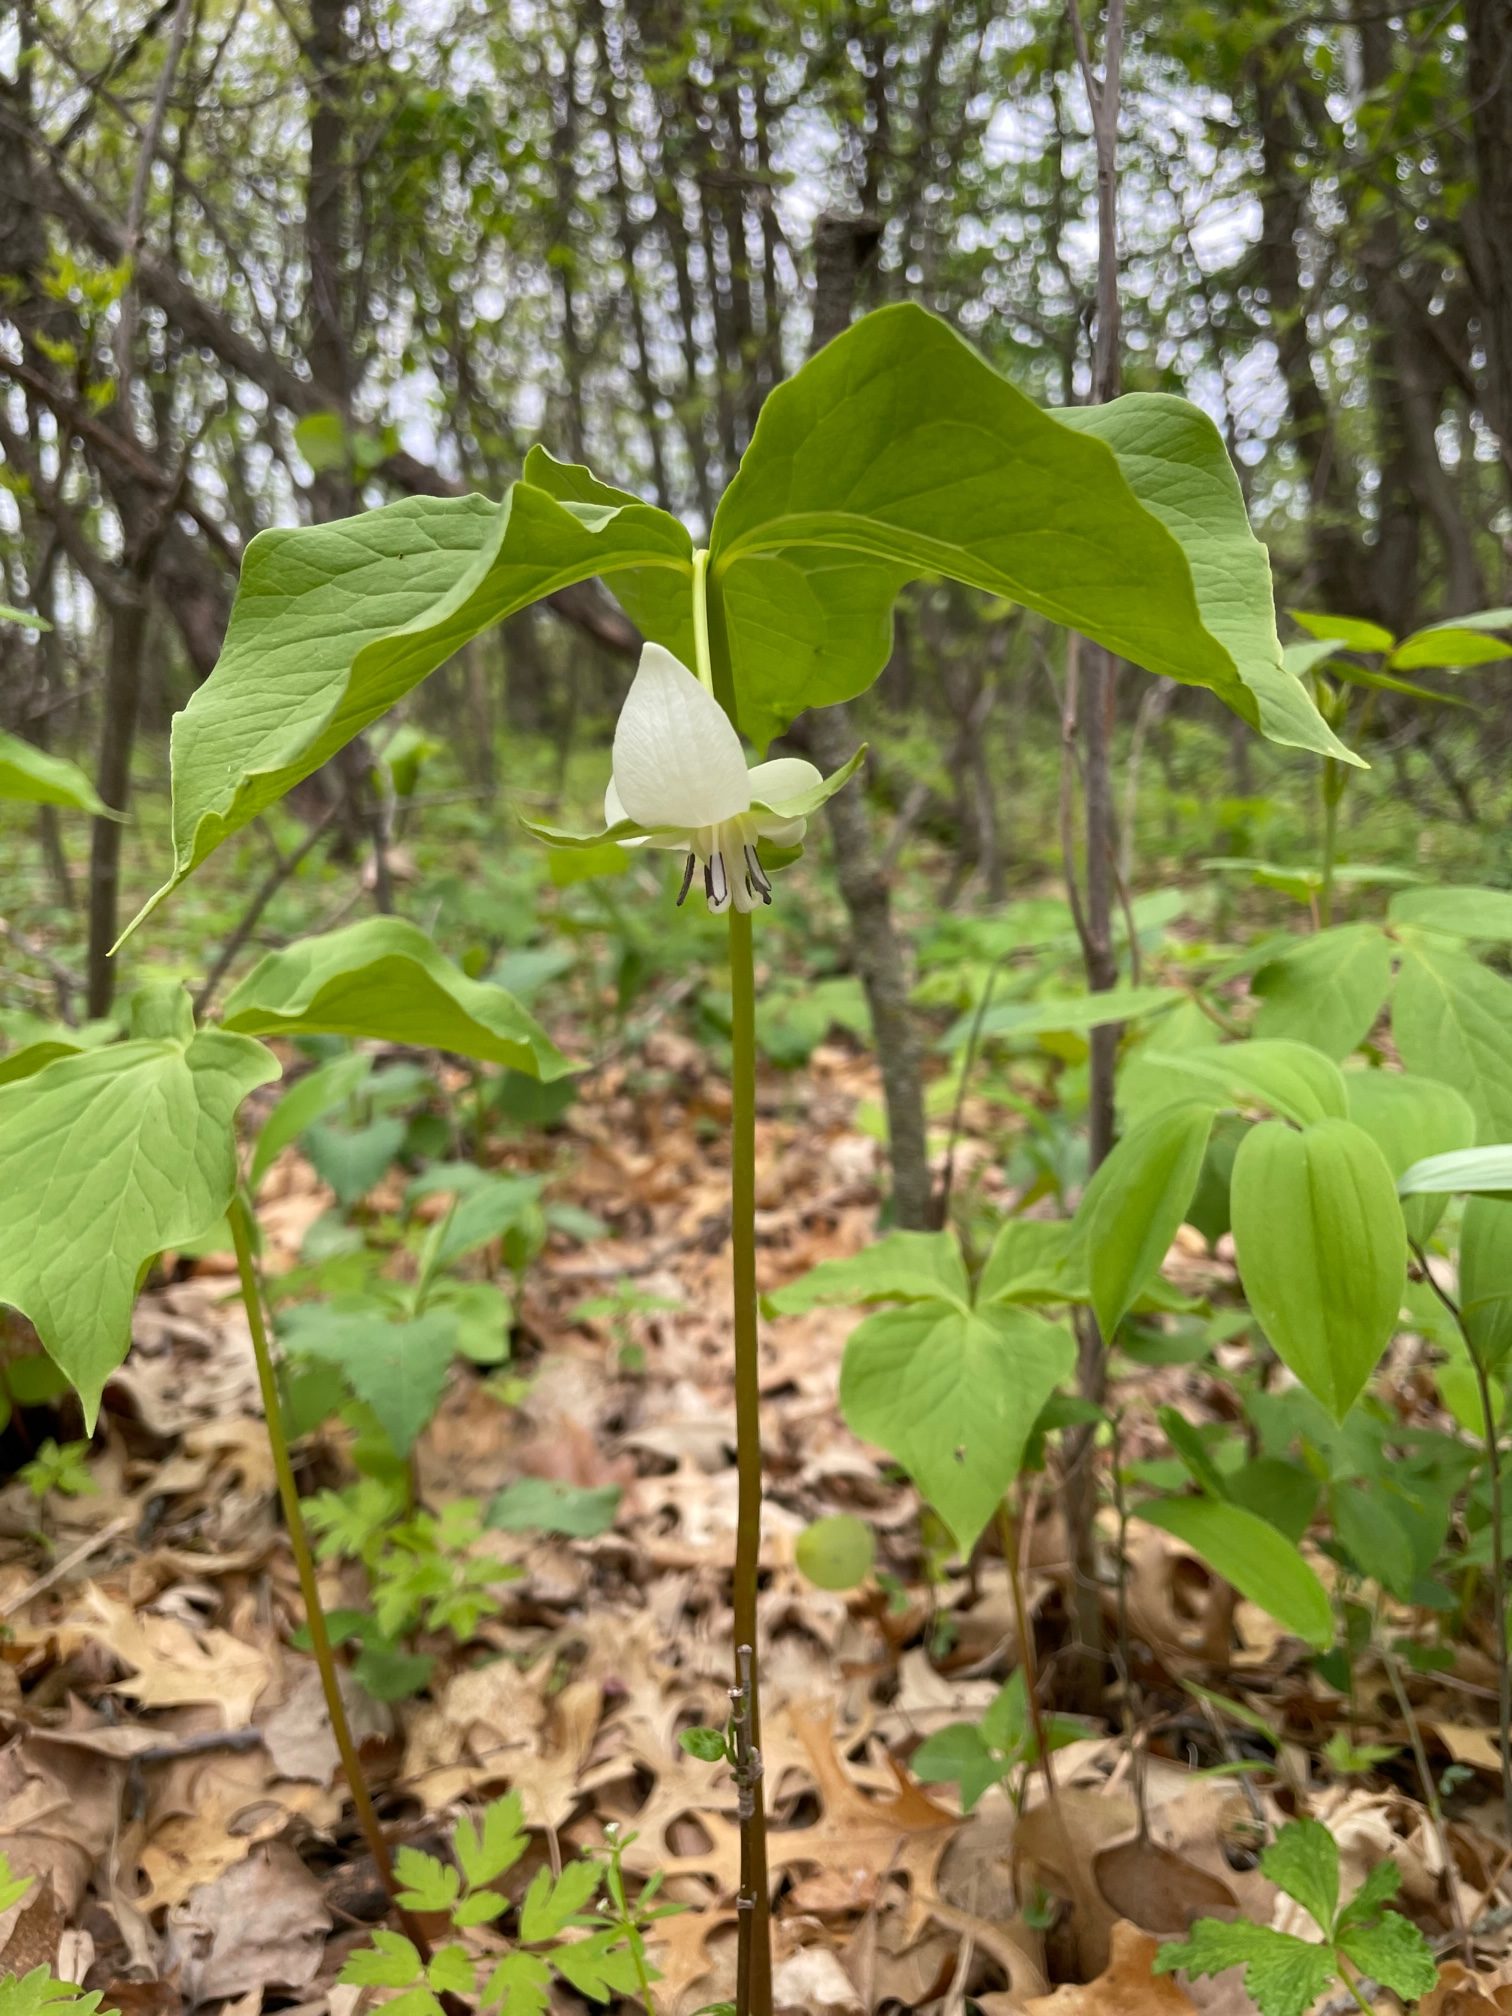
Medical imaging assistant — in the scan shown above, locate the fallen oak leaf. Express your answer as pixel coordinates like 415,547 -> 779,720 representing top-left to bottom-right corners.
1420,1962 -> 1512,2015
1024,1920 -> 1200,2014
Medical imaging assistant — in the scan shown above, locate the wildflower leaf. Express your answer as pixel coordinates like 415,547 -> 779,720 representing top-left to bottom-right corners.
1155,1919 -> 1336,2016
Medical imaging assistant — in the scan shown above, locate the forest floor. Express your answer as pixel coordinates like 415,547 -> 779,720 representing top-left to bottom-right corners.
4,1019 -> 1512,2016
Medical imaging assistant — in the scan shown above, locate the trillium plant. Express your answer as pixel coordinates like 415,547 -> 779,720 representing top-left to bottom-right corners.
0,303 -> 1353,2016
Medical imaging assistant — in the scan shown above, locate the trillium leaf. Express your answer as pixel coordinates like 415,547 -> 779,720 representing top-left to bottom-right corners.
712,305 -> 1346,759
1139,1496 -> 1334,1649
839,1298 -> 1076,1552
124,479 -> 693,936
1054,395 -> 1355,764
220,917 -> 570,1078
0,1029 -> 279,1421
1231,1117 -> 1406,1420
1393,941 -> 1512,1142
0,730 -> 115,815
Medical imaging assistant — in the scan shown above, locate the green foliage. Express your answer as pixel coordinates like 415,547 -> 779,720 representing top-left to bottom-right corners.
338,1798 -> 664,2013
712,307 -> 1344,757
1156,1820 -> 1435,2016
487,1479 -> 622,1538
1138,1496 -> 1333,1649
911,1668 -> 1082,1813
795,1513 -> 876,1591
1078,1102 -> 1213,1337
221,917 -> 569,1078
0,995 -> 278,1422
839,1288 -> 1075,1554
1231,1118 -> 1407,1420
18,1437 -> 96,1502
0,731 -> 112,816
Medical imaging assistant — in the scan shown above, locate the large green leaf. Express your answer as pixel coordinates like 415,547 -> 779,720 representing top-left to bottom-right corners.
1138,1495 -> 1334,1648
1389,884 -> 1512,941
1345,1070 -> 1476,1243
1130,1038 -> 1348,1127
1055,395 -> 1353,763
124,477 -> 693,936
220,918 -> 569,1078
709,304 -> 1347,758
1289,610 -> 1395,653
1393,941 -> 1512,1142
1461,1198 -> 1512,1373
939,983 -> 1182,1055
1250,925 -> 1394,1061
1391,614 -> 1512,670
763,1229 -> 971,1316
1396,1144 -> 1512,1199
0,1028 -> 278,1421
839,1299 -> 1075,1552
0,730 -> 113,815
1081,1102 -> 1214,1337
1231,1118 -> 1406,1420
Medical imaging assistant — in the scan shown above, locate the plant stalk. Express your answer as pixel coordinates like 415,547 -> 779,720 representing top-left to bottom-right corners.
1320,757 -> 1342,928
728,908 -> 773,2016
229,1194 -> 430,1955
1411,1236 -> 1512,1841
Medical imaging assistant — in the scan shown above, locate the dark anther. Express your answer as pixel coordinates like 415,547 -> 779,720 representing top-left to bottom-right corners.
744,844 -> 773,904
676,852 -> 696,906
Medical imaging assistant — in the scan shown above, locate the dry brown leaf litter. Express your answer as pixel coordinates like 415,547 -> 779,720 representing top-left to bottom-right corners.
0,1037 -> 1508,2013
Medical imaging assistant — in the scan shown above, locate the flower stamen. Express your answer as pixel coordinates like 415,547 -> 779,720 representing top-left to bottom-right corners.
706,848 -> 731,912
676,852 -> 697,907
744,845 -> 773,905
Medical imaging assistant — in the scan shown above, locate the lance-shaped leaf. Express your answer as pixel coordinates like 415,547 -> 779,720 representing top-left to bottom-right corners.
124,476 -> 693,936
1389,884 -> 1512,941
1080,1101 -> 1214,1337
1231,1118 -> 1406,1420
1138,1496 -> 1334,1649
0,1030 -> 279,1421
0,730 -> 114,815
839,1299 -> 1075,1552
220,917 -> 570,1078
711,304 -> 1349,760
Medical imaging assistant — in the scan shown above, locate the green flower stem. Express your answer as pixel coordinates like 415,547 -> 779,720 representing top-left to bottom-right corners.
728,905 -> 773,2016
229,1192 -> 430,1956
702,557 -> 773,2015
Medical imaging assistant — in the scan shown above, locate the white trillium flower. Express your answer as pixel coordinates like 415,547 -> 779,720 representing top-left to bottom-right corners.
529,643 -> 863,915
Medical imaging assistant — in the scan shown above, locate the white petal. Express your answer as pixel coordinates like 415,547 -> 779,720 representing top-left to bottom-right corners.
747,756 -> 823,812
610,644 -> 751,829
751,812 -> 806,847
603,773 -> 683,849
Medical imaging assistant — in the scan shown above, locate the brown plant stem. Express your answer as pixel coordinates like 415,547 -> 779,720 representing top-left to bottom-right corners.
229,1193 -> 432,1957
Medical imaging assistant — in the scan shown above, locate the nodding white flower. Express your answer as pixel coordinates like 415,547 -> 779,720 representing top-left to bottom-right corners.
528,643 -> 862,915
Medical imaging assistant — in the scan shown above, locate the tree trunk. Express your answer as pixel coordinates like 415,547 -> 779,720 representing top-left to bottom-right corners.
1464,0 -> 1512,485
86,592 -> 149,1016
799,211 -> 933,1231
